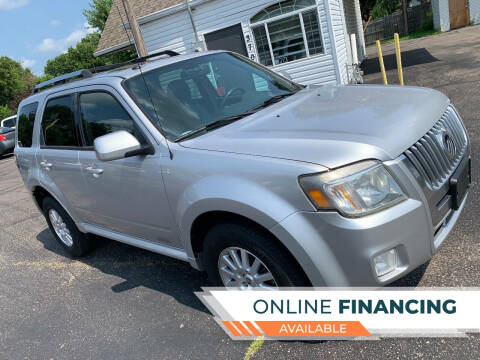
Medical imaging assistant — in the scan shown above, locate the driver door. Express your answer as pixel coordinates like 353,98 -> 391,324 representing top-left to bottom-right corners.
75,87 -> 179,247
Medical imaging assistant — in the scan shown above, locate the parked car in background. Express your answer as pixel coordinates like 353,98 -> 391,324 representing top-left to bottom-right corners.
0,127 -> 15,156
1,115 -> 16,130
15,51 -> 470,288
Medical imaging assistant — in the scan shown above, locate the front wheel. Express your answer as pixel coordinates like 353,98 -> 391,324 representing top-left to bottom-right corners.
203,222 -> 310,289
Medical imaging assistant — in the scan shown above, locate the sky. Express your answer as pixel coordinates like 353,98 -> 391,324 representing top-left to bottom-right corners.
0,0 -> 95,75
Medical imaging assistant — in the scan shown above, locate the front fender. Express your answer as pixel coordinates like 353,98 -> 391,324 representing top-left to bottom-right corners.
177,176 -> 299,259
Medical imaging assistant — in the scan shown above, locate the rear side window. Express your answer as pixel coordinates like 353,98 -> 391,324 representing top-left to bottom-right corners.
41,95 -> 79,147
79,92 -> 145,147
17,103 -> 38,148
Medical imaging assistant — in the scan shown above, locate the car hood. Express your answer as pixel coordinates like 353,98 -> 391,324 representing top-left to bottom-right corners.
179,85 -> 450,168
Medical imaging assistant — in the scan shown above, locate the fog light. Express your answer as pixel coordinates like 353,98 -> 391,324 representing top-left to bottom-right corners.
374,249 -> 398,277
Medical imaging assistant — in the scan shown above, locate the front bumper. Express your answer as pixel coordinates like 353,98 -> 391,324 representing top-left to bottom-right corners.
270,156 -> 468,287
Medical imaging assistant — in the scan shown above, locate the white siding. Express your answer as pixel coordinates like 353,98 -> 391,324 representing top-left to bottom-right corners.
328,0 -> 349,83
432,0 -> 450,31
139,0 -> 342,85
141,10 -> 195,54
470,0 -> 480,24
341,0 -> 365,61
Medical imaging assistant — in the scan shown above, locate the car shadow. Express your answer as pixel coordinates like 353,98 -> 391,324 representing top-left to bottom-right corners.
36,228 -> 209,314
0,153 -> 14,160
35,226 -> 429,316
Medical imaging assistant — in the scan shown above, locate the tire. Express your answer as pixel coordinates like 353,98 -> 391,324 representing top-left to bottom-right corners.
42,197 -> 94,257
203,222 -> 310,288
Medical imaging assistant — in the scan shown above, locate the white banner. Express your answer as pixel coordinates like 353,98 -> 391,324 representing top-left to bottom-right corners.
196,288 -> 480,340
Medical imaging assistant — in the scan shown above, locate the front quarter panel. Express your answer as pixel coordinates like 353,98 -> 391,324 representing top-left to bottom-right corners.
163,145 -> 327,261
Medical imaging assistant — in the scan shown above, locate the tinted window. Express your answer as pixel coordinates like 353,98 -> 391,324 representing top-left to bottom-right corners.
41,96 -> 79,147
17,103 -> 38,148
79,92 -> 145,147
3,118 -> 15,128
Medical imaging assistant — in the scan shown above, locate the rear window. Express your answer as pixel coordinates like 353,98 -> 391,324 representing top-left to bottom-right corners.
17,103 -> 38,148
2,118 -> 15,128
41,95 -> 79,147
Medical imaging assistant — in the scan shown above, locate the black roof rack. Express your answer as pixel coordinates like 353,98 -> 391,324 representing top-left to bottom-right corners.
33,50 -> 180,94
33,69 -> 93,94
90,50 -> 180,74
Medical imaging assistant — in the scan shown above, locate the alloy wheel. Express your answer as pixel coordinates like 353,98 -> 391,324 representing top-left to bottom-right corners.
48,209 -> 73,247
218,247 -> 278,289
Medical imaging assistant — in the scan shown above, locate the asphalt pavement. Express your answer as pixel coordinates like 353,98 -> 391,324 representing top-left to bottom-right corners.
1,25 -> 479,360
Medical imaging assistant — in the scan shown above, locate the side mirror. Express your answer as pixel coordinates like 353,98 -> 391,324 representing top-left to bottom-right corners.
94,130 -> 150,161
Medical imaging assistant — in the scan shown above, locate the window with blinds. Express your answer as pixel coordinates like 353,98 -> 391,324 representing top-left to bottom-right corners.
251,0 -> 323,66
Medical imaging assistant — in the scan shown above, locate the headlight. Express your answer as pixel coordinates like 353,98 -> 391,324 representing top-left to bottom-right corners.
299,161 -> 407,217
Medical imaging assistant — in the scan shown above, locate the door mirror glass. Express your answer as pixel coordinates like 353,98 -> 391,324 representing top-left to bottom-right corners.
94,130 -> 142,161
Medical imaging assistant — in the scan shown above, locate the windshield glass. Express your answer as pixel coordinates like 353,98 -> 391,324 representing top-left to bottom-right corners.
123,52 -> 301,140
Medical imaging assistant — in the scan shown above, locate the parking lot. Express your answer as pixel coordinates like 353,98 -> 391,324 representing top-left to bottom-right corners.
1,26 -> 479,360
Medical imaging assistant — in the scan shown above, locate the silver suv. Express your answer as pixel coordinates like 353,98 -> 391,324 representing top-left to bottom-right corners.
15,51 -> 470,288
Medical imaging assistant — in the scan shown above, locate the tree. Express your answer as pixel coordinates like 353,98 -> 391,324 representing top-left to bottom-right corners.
83,0 -> 114,31
360,0 -> 405,20
360,0 -> 378,21
44,33 -> 135,77
0,57 -> 25,107
371,0 -> 400,19
7,69 -> 38,112
0,105 -> 12,120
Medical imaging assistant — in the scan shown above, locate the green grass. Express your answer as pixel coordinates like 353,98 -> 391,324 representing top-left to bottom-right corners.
368,28 -> 442,46
243,339 -> 265,360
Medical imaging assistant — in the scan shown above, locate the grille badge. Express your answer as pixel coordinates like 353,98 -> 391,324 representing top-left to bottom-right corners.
443,132 -> 457,159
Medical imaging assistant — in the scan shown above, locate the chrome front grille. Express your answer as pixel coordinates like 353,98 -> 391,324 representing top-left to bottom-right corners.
404,106 -> 468,189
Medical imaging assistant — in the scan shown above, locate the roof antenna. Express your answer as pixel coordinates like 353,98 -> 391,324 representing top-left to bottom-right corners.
116,2 -> 134,55
117,0 -> 174,160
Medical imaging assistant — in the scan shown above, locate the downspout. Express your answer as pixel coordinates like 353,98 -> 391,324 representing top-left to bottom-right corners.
185,0 -> 200,44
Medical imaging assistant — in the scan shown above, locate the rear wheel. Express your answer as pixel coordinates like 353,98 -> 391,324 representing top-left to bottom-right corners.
203,222 -> 310,288
42,197 -> 94,257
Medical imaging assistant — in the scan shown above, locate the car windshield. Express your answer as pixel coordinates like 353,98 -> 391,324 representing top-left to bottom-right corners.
123,52 -> 301,141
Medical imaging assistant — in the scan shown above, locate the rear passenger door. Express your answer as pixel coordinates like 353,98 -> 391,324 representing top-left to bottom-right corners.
36,94 -> 85,216
15,103 -> 38,184
75,87 -> 178,247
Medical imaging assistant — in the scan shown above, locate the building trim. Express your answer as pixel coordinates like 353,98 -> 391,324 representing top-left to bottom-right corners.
324,0 -> 342,84
94,40 -> 134,57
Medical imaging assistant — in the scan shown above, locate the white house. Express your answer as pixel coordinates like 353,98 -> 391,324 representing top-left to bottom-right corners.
432,0 -> 480,31
96,0 -> 366,85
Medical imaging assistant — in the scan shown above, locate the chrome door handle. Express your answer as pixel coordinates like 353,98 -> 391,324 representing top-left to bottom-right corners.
85,166 -> 104,178
40,160 -> 52,170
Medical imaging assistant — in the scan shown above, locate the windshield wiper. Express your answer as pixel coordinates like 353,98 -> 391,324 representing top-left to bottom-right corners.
174,93 -> 295,142
175,111 -> 256,142
248,93 -> 295,112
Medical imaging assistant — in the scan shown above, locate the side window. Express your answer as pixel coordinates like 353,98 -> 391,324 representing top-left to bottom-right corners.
41,96 -> 79,147
17,103 -> 38,148
79,92 -> 145,147
3,118 -> 15,128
